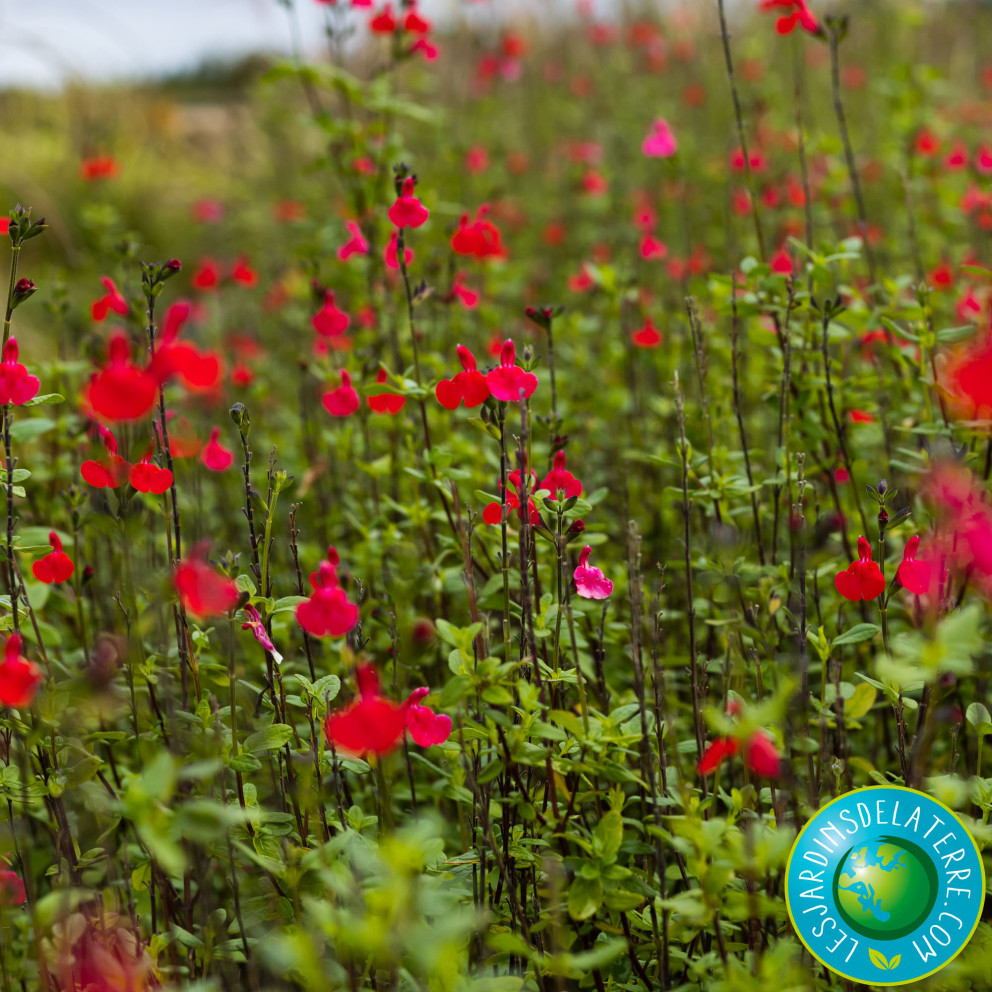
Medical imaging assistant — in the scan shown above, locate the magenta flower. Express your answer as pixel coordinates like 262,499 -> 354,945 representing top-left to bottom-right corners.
241,604 -> 283,663
574,545 -> 613,599
486,339 -> 538,402
388,177 -> 429,229
641,118 -> 678,158
296,547 -> 359,637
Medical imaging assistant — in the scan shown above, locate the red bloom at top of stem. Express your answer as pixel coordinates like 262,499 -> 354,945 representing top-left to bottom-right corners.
0,634 -> 42,708
435,344 -> 490,409
337,221 -> 369,261
367,368 -> 406,415
540,450 -> 583,500
834,535 -> 886,602
84,334 -> 160,423
231,256 -> 257,287
128,457 -> 173,495
296,547 -> 360,637
0,338 -> 40,406
311,291 -> 351,339
201,426 -> 234,472
486,339 -> 538,402
897,535 -> 932,596
32,531 -> 74,584
322,369 -> 360,417
192,259 -> 221,290
80,156 -> 119,181
175,552 -> 240,619
388,177 -> 429,229
698,731 -> 782,777
369,4 -> 397,33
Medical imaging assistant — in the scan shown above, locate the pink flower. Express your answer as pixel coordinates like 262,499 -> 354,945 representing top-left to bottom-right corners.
641,118 -> 678,158
0,870 -> 25,906
384,229 -> 414,270
486,339 -> 538,402
312,292 -> 351,340
296,547 -> 359,637
337,221 -> 369,261
540,450 -> 583,500
388,177 -> 429,229
32,531 -> 74,584
322,370 -> 360,417
0,338 -> 40,405
435,344 -> 490,409
897,535 -> 931,596
201,427 -> 233,472
241,603 -> 282,663
574,545 -> 613,599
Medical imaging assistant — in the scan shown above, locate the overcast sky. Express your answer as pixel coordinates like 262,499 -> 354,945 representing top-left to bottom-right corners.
0,0 -> 634,90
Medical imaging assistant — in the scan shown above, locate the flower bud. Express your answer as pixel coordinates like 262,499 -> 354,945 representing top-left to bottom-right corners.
11,278 -> 35,310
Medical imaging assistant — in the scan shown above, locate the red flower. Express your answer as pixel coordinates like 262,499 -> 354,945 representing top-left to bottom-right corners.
435,345 -> 490,409
231,257 -> 257,287
540,450 -> 583,499
486,339 -> 538,402
322,370 -> 360,417
834,535 -> 886,602
312,292 -> 351,340
465,145 -> 489,174
759,0 -> 819,34
384,229 -> 414,270
337,221 -> 369,261
403,4 -> 430,33
191,199 -> 224,224
451,206 -> 507,260
84,334 -> 159,422
847,409 -> 874,423
296,547 -> 359,637
91,277 -> 129,322
941,332 -> 992,419
0,338 -> 40,405
0,870 -> 25,906
81,456 -> 129,488
446,271 -> 479,309
175,553 -> 239,618
745,733 -> 782,777
632,318 -> 662,348
325,664 -> 450,756
128,457 -> 173,494
639,234 -> 668,261
367,368 -> 406,415
369,3 -> 396,33
698,737 -> 738,775
388,177 -> 429,229
574,545 -> 613,599
80,156 -> 119,181
201,427 -> 233,472
482,469 -> 540,526
897,534 -> 932,596
192,259 -> 221,290
32,531 -> 74,584
0,634 -> 42,708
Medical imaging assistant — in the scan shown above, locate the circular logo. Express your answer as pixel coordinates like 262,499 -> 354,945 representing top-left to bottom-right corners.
786,786 -> 985,985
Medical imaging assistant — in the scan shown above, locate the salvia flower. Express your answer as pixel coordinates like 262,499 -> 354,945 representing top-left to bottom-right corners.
241,603 -> 283,664
0,870 -> 25,906
388,176 -> 429,229
631,318 -> 662,348
759,0 -> 820,34
0,634 -> 42,708
296,547 -> 359,637
897,535 -> 931,595
641,118 -> 678,158
128,457 -> 173,495
322,370 -> 360,417
84,334 -> 159,422
486,339 -> 538,402
698,731 -> 781,777
367,368 -> 406,415
834,535 -> 886,602
482,469 -> 540,526
574,545 -> 613,599
32,532 -> 74,584
435,345 -> 491,409
231,257 -> 257,287
540,450 -> 583,500
201,427 -> 233,471
312,291 -> 351,340
384,229 -> 414,270
325,663 -> 450,756
451,206 -> 507,260
91,278 -> 129,323
337,221 -> 369,261
175,553 -> 239,618
0,338 -> 40,405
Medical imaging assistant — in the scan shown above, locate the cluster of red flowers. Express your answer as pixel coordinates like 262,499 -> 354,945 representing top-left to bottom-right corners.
367,3 -> 438,60
759,0 -> 820,36
325,663 -> 450,756
191,257 -> 258,291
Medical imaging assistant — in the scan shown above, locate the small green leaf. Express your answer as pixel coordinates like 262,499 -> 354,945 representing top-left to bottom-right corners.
832,623 -> 880,648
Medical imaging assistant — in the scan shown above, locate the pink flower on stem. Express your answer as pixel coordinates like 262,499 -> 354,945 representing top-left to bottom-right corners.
241,603 -> 283,663
337,221 -> 369,261
574,545 -> 613,599
486,339 -> 538,402
296,547 -> 359,638
0,338 -> 40,405
435,345 -> 491,409
388,177 -> 429,229
201,427 -> 233,472
312,292 -> 351,340
32,532 -> 74,584
540,450 -> 583,500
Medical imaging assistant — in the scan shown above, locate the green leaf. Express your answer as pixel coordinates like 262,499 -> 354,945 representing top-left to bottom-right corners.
24,393 -> 64,406
592,809 -> 623,863
567,875 -> 603,921
832,623 -> 880,648
243,724 -> 294,754
845,683 -> 877,720
966,702 -> 991,730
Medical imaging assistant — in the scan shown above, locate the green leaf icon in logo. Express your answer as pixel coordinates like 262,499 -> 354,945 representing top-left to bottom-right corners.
868,948 -> 900,970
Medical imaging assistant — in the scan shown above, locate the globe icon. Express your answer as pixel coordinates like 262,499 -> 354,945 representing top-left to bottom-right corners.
833,836 -> 938,940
